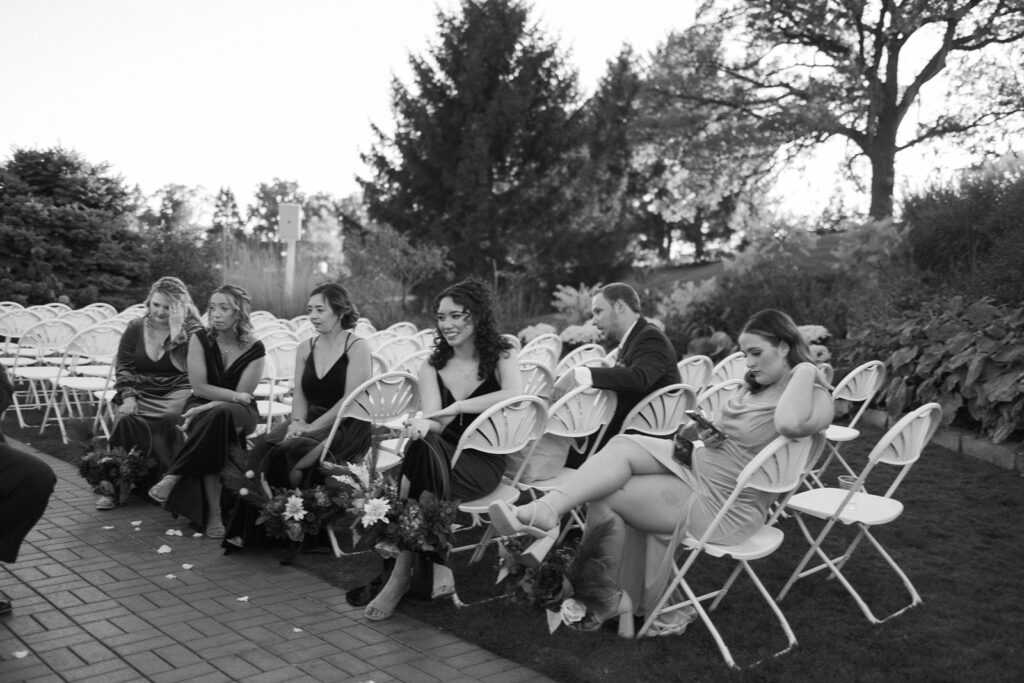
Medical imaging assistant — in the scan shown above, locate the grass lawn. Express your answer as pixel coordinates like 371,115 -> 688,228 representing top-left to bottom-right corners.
7,412 -> 1024,682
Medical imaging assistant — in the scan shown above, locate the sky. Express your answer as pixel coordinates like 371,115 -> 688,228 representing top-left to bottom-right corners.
0,0 -> 697,206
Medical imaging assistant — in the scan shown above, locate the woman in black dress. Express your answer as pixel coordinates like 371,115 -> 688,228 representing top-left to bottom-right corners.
148,285 -> 265,538
105,276 -> 201,509
364,277 -> 522,620
265,283 -> 373,488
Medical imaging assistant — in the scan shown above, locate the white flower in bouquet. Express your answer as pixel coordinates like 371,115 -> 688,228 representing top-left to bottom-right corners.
348,462 -> 371,488
361,497 -> 392,527
283,494 -> 307,521
332,474 -> 358,488
559,598 -> 587,626
239,488 -> 249,497
244,470 -> 255,479
809,343 -> 832,363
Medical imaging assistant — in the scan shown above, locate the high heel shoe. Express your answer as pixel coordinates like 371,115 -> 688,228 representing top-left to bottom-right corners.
488,499 -> 559,567
575,590 -> 635,638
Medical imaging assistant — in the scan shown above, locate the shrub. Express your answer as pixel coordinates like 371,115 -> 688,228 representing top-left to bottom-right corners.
551,283 -> 602,325
845,296 -> 1024,443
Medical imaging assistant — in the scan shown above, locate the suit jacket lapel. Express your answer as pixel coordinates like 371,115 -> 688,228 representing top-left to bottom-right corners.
617,317 -> 646,364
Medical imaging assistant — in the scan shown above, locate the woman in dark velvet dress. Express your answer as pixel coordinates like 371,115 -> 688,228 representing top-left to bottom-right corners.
364,277 -> 522,621
105,276 -> 201,510
223,284 -> 372,551
147,285 -> 265,538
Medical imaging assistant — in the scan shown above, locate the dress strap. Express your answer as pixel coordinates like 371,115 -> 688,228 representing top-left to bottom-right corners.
343,331 -> 359,354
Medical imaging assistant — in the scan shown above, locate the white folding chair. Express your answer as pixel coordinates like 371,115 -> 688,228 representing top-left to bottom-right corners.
696,379 -> 745,423
318,371 -> 420,558
0,301 -> 25,314
709,351 -> 747,385
552,356 -> 611,398
254,356 -> 293,438
518,360 -> 555,402
82,302 -> 118,318
414,328 -> 437,349
776,403 -> 942,624
449,395 -> 548,562
7,319 -> 81,427
353,319 -> 377,339
393,348 -> 432,376
39,322 -> 124,442
0,308 -> 44,368
677,354 -> 713,392
554,342 -> 607,377
255,327 -> 301,347
514,385 -> 618,543
385,321 -> 419,337
517,344 -> 558,370
364,328 -> 402,352
638,435 -> 823,667
58,309 -> 106,330
619,383 -> 698,438
253,340 -> 299,400
287,314 -> 311,331
373,335 -> 425,370
501,333 -> 521,351
522,332 -> 562,359
807,360 -> 887,486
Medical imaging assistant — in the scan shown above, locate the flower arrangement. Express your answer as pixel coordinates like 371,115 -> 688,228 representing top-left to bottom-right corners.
496,520 -> 623,634
517,322 -> 557,345
558,322 -> 602,346
798,324 -> 833,365
323,461 -> 458,563
70,421 -> 155,505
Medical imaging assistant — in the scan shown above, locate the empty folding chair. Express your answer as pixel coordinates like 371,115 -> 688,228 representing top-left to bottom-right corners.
807,360 -> 887,487
709,351 -> 747,385
776,403 -> 942,624
519,360 -> 555,402
385,321 -> 419,337
393,348 -> 432,376
82,302 -> 118,318
619,383 -> 698,439
554,343 -> 607,377
373,335 -> 424,370
677,354 -> 713,392
517,343 -> 558,371
7,319 -> 80,427
0,308 -> 44,368
522,332 -> 562,360
637,435 -> 822,668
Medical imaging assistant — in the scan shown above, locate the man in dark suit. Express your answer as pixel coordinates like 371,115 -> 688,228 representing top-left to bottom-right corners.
1,364 -> 56,616
568,282 -> 680,464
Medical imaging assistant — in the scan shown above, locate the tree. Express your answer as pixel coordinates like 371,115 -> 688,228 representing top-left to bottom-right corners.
359,0 -> 587,293
137,184 -> 218,302
247,179 -> 304,242
631,24 -> 786,261
686,0 -> 1024,218
0,147 -> 148,306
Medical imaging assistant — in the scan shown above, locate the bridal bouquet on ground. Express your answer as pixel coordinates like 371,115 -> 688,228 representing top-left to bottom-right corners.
321,460 -> 458,562
496,520 -> 624,634
70,421 -> 155,505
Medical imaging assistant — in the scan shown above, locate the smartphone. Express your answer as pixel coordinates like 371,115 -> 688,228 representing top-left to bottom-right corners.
685,409 -> 726,440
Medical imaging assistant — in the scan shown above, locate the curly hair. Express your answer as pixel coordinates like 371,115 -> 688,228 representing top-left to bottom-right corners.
145,276 -> 201,326
308,282 -> 359,330
740,309 -> 817,392
207,284 -> 255,346
429,276 -> 512,381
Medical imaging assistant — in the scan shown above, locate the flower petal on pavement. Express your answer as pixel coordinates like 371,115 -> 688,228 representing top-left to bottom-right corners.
157,545 -> 172,554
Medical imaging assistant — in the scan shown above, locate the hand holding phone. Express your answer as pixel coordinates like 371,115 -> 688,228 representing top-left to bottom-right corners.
685,409 -> 726,441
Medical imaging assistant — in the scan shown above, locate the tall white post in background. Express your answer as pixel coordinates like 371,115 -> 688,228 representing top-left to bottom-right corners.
278,203 -> 302,304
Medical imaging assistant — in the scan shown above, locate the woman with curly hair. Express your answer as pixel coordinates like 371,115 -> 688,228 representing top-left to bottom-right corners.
148,285 -> 266,538
363,276 -> 523,621
104,276 -> 202,510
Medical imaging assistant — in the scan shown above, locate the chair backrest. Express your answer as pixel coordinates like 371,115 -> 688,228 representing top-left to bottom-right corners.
415,328 -> 437,349
519,360 -> 555,401
677,355 -> 713,391
249,310 -> 277,323
353,319 -> 377,339
320,371 -> 420,462
257,328 -> 301,346
554,343 -> 607,377
63,322 -> 125,363
552,356 -> 612,397
605,346 -> 619,364
393,349 -> 433,376
545,384 -> 617,446
709,351 -> 747,385
697,379 -> 745,422
119,303 -> 147,318
688,435 -> 822,546
374,335 -> 425,369
295,324 -> 317,341
620,383 -> 698,438
252,319 -> 290,335
370,353 -> 388,377
264,340 -> 300,382
42,302 -> 71,314
288,314 -> 311,331
858,402 -> 942,498
831,360 -> 886,429
451,395 -> 548,470
82,302 -> 118,318
517,344 -> 558,370
12,319 -> 81,366
25,305 -> 61,320
386,321 -> 419,337
56,310 -> 101,330
502,333 -> 521,351
364,328 -> 401,351
0,301 -> 25,313
0,308 -> 44,348
522,333 -> 562,358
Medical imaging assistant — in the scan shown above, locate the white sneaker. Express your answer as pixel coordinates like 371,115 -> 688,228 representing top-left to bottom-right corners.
95,495 -> 116,510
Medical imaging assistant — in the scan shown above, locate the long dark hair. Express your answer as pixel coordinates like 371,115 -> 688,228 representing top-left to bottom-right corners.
429,277 -> 512,381
740,309 -> 817,392
208,284 -> 255,346
309,282 -> 359,330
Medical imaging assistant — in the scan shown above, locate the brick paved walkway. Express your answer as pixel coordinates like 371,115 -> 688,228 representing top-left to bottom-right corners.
0,442 -> 554,683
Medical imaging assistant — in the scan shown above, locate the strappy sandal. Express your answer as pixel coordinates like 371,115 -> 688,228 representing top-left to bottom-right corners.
488,495 -> 566,567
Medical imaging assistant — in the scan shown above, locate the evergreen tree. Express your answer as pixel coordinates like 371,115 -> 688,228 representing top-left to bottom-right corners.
359,0 -> 586,293
0,147 -> 147,306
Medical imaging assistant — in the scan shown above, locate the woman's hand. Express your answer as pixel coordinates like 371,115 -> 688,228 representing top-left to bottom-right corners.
698,426 -> 726,449
117,396 -> 138,417
180,402 -> 216,433
285,419 -> 309,441
232,391 -> 254,405
401,417 -> 434,440
168,301 -> 185,341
